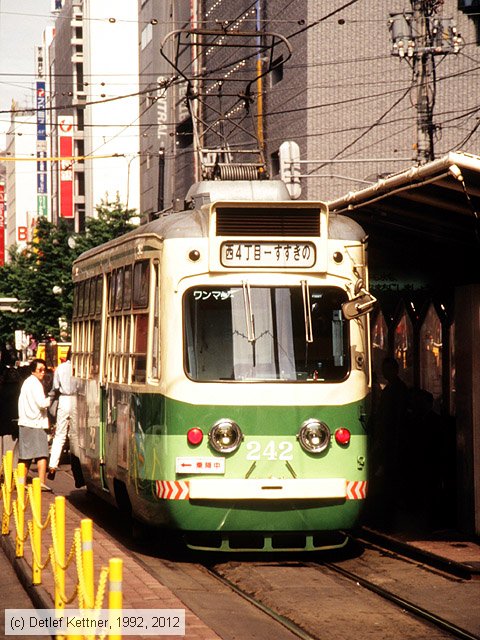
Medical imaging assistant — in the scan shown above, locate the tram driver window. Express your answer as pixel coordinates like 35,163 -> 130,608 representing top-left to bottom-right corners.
184,286 -> 349,382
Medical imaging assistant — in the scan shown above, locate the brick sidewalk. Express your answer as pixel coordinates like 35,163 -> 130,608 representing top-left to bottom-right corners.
1,481 -> 221,640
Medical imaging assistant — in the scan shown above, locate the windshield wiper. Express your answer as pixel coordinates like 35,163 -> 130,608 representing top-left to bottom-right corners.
242,280 -> 256,342
301,280 -> 314,343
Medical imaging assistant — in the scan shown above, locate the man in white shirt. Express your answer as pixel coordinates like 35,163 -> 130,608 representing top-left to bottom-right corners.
18,359 -> 51,490
48,349 -> 73,479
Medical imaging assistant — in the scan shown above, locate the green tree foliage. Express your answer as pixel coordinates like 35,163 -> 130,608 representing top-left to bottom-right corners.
0,196 -> 137,346
73,194 -> 137,256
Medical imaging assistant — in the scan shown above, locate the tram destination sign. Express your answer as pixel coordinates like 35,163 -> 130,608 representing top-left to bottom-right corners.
220,241 -> 316,268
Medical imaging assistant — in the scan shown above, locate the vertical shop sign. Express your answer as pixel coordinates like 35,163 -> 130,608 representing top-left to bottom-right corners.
36,79 -> 48,216
58,116 -> 74,219
36,82 -> 46,140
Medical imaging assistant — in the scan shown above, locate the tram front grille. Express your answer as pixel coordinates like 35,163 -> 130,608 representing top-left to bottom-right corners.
215,207 -> 320,237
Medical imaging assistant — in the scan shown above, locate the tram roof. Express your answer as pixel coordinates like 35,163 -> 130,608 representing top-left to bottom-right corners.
327,151 -> 480,248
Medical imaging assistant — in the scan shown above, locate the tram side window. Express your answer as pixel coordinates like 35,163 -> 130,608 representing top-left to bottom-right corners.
107,269 -> 124,383
84,280 -> 90,317
73,283 -> 79,318
91,276 -> 103,376
132,261 -> 150,383
115,268 -> 124,311
133,313 -> 148,383
95,276 -> 103,315
78,281 -> 85,317
72,276 -> 103,379
109,271 -> 116,312
105,261 -> 151,384
89,278 -> 96,316
133,261 -> 149,309
76,281 -> 86,375
72,284 -> 79,373
123,265 -> 132,310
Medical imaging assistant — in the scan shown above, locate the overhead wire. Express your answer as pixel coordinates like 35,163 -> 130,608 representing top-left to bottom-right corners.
1,1 -> 478,171
287,0 -> 364,39
305,85 -> 414,176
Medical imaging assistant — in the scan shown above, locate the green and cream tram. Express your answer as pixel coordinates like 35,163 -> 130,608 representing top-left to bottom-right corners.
70,180 -> 374,551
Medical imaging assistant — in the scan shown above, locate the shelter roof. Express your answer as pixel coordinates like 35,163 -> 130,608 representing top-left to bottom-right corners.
327,152 -> 480,247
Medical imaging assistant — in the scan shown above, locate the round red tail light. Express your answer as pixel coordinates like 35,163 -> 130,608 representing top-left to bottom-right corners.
335,428 -> 351,445
187,427 -> 203,445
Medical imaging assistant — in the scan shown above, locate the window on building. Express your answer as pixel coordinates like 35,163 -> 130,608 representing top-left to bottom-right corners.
77,109 -> 84,132
459,0 -> 480,43
271,55 -> 284,85
141,23 -> 153,50
458,0 -> 480,13
176,116 -> 193,149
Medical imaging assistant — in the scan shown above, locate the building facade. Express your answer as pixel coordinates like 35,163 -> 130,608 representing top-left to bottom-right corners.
5,112 -> 37,252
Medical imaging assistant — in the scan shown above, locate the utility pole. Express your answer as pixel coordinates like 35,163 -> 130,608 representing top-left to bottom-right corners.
413,1 -> 435,164
389,1 -> 463,164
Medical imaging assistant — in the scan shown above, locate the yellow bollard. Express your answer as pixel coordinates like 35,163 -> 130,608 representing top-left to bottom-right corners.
15,463 -> 26,557
31,477 -> 42,585
81,519 -> 95,609
54,496 -> 66,612
53,497 -> 66,640
108,558 -> 123,640
1,450 -> 14,535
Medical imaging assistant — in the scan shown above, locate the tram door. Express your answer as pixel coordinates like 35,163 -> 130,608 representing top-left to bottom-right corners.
99,384 -> 108,490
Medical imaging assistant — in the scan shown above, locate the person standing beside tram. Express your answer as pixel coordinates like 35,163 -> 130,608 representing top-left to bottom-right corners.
48,348 -> 73,480
17,359 -> 52,490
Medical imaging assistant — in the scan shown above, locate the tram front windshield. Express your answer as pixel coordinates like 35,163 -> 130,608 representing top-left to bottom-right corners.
184,285 -> 349,382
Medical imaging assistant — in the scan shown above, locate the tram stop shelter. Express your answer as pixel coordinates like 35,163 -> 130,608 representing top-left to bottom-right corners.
328,151 -> 480,537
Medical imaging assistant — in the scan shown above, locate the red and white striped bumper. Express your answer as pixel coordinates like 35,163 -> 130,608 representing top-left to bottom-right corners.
155,479 -> 367,501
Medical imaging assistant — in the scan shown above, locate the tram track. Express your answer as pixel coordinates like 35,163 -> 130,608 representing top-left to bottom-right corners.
204,537 -> 480,640
61,474 -> 480,640
356,527 -> 479,581
201,563 -> 320,640
317,560 -> 479,640
205,558 -> 479,640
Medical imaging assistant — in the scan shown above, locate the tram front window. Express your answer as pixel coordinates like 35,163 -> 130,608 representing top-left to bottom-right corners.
184,286 -> 349,382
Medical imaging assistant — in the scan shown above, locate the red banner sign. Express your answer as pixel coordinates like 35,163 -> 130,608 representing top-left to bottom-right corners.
59,116 -> 74,219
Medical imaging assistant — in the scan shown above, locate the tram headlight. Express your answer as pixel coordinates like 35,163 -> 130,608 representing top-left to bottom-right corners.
298,419 -> 331,453
208,419 -> 243,454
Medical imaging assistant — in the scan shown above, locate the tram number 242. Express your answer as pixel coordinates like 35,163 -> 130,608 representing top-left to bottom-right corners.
246,440 -> 293,460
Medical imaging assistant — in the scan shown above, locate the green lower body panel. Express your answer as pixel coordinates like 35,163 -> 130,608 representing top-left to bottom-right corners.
77,388 -> 369,551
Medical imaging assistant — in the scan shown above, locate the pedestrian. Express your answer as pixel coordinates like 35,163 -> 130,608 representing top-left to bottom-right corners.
17,358 -> 52,490
48,348 -> 73,480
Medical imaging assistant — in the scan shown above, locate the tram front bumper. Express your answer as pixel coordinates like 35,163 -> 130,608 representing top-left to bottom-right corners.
188,477 -> 347,500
